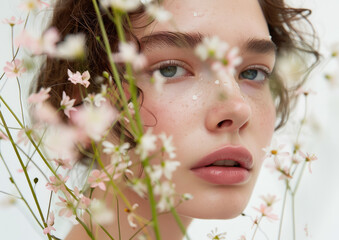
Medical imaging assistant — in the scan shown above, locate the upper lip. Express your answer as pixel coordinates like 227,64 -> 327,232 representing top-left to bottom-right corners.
191,145 -> 253,170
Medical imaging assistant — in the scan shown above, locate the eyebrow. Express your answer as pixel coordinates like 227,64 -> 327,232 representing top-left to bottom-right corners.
139,31 -> 276,55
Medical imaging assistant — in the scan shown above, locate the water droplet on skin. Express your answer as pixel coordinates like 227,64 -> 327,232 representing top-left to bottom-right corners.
193,12 -> 204,17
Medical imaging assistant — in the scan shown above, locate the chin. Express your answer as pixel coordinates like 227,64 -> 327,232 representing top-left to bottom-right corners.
177,187 -> 252,220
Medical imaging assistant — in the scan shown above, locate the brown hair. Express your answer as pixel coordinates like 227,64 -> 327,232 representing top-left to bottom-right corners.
34,0 -> 320,132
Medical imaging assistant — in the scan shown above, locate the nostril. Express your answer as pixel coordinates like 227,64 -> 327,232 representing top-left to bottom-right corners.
217,119 -> 233,128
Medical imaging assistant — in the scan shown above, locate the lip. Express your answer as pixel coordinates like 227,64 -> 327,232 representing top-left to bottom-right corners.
190,145 -> 253,185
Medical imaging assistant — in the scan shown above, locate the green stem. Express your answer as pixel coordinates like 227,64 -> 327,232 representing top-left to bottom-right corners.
277,184 -> 289,240
291,195 -> 296,240
91,0 -> 138,135
99,224 -> 115,240
170,207 -> 190,240
116,196 -> 122,240
0,153 -> 44,229
76,216 -> 96,240
0,113 -> 50,240
292,161 -> 307,195
144,174 -> 161,240
251,216 -> 263,240
15,76 -> 25,129
11,26 -> 15,58
113,10 -> 143,134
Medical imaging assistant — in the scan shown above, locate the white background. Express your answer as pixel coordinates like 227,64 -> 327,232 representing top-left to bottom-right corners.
1,0 -> 339,239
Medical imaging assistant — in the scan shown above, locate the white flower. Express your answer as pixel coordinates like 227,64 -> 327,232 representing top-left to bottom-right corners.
128,178 -> 148,198
195,36 -> 229,61
84,93 -> 106,107
182,193 -> 193,201
57,34 -> 86,60
89,199 -> 114,224
162,160 -> 180,180
125,203 -> 139,229
145,165 -> 162,183
159,133 -> 176,159
154,181 -> 175,212
146,4 -> 172,22
113,42 -> 147,70
103,141 -> 130,155
135,129 -> 157,160
152,71 -> 166,93
100,0 -> 142,12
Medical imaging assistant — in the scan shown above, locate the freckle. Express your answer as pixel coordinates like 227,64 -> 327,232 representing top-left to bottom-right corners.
192,95 -> 198,101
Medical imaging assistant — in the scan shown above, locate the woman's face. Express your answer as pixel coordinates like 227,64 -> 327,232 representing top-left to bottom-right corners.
133,0 -> 276,219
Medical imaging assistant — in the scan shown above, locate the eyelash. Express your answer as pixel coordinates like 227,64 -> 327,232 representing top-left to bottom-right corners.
148,60 -> 271,82
238,65 -> 272,82
148,60 -> 193,79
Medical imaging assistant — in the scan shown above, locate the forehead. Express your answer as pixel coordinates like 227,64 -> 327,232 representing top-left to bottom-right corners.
134,0 -> 270,47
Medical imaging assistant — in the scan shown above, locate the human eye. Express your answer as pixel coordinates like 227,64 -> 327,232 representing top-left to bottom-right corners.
239,65 -> 271,82
150,60 -> 193,80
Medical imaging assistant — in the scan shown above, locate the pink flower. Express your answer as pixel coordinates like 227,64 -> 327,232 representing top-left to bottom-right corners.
88,169 -> 110,191
262,139 -> 290,160
20,0 -> 49,11
260,194 -> 278,207
105,160 -> 133,180
298,150 -> 318,173
2,16 -> 24,26
60,91 -> 77,118
71,102 -> 117,141
3,59 -> 26,78
0,131 -> 8,141
43,211 -> 56,235
15,28 -> 60,56
53,158 -> 73,170
28,87 -> 51,104
266,161 -> 292,180
56,196 -> 74,218
45,174 -> 69,193
253,204 -> 279,221
74,187 -> 91,209
67,69 -> 90,88
17,128 -> 30,146
31,103 -> 60,125
295,87 -> 317,96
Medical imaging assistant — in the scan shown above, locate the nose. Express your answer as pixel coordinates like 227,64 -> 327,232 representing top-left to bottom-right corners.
205,79 -> 251,133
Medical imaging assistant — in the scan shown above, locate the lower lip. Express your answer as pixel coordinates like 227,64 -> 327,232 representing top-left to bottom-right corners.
191,166 -> 250,185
